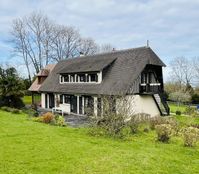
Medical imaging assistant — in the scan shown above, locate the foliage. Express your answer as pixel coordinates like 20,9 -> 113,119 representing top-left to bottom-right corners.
169,91 -> 191,103
149,116 -> 167,130
191,93 -> 199,104
42,112 -> 54,124
0,106 -> 20,114
128,113 -> 150,134
155,124 -> 173,143
176,110 -> 181,115
11,108 -> 20,114
1,111 -> 199,174
184,106 -> 199,117
32,116 -> 44,122
182,127 -> 199,147
54,115 -> 66,126
0,67 -> 25,108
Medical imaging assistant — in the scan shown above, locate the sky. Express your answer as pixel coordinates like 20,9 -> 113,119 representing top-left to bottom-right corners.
0,0 -> 199,80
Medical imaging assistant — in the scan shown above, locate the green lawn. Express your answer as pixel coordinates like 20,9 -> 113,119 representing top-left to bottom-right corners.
22,95 -> 41,105
0,111 -> 199,174
168,102 -> 188,114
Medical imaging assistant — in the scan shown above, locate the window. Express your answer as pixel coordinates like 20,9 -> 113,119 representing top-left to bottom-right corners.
90,74 -> 98,82
64,75 -> 69,82
141,73 -> 147,83
79,74 -> 86,82
70,74 -> 75,82
60,72 -> 100,84
60,95 -> 63,104
64,95 -> 71,104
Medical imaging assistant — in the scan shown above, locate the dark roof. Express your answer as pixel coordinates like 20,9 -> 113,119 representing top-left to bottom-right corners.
38,46 -> 165,95
59,57 -> 116,73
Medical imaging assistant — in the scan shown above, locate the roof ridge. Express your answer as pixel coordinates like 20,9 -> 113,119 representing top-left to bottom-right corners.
59,46 -> 149,62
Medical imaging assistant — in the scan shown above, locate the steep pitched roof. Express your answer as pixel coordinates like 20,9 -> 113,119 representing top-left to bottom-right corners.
29,64 -> 56,92
59,56 -> 116,73
39,46 -> 165,95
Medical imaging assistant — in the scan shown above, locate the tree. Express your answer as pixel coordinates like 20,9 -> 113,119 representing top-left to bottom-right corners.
169,90 -> 191,108
97,43 -> 115,53
0,67 -> 25,108
11,12 -> 100,76
170,57 -> 194,88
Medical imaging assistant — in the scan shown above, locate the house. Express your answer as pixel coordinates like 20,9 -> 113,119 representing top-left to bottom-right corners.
29,46 -> 170,117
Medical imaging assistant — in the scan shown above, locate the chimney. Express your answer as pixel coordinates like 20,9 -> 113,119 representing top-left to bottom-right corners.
146,40 -> 149,47
79,51 -> 84,57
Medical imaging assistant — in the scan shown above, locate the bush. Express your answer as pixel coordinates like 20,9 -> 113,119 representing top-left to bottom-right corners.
55,115 -> 66,126
1,106 -> 12,112
155,124 -> 173,143
11,108 -> 20,114
176,110 -> 181,115
0,96 -> 25,109
149,116 -> 165,130
143,127 -> 149,133
182,127 -> 199,147
88,127 -> 107,137
0,107 -> 20,114
128,113 -> 150,134
32,116 -> 44,122
185,106 -> 196,115
42,112 -> 54,124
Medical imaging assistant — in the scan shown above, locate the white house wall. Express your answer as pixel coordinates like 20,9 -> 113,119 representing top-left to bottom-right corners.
116,95 -> 160,117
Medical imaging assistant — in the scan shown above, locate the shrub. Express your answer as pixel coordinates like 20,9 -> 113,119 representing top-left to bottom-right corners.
1,106 -> 12,112
0,107 -> 20,114
190,124 -> 199,129
182,127 -> 199,147
11,108 -> 20,114
185,106 -> 196,115
55,115 -> 66,126
32,116 -> 44,122
176,110 -> 181,115
149,116 -> 165,130
143,127 -> 149,133
88,126 -> 107,137
42,112 -> 54,124
155,124 -> 173,143
128,113 -> 150,134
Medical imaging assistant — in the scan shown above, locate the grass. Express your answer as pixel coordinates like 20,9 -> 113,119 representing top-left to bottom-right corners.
168,102 -> 188,114
22,95 -> 41,105
0,111 -> 199,174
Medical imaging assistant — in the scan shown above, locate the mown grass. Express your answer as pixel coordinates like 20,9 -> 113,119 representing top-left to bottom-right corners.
0,110 -> 199,174
22,95 -> 41,105
168,102 -> 188,113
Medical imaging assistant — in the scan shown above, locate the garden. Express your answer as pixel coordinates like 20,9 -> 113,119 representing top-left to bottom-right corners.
0,107 -> 199,174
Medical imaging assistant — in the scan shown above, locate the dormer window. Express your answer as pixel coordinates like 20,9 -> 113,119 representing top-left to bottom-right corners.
79,74 -> 86,82
90,74 -> 98,82
60,72 -> 102,84
70,74 -> 75,82
64,75 -> 69,82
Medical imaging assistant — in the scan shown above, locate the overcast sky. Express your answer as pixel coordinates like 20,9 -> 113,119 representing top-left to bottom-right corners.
0,0 -> 199,79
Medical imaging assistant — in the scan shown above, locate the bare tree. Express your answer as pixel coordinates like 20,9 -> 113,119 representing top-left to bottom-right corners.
11,12 -> 54,74
170,57 -> 194,88
98,43 -> 114,53
11,19 -> 32,82
79,38 -> 98,56
11,12 -> 116,78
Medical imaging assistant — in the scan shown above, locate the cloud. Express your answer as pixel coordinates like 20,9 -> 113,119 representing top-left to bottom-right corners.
0,0 -> 199,80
